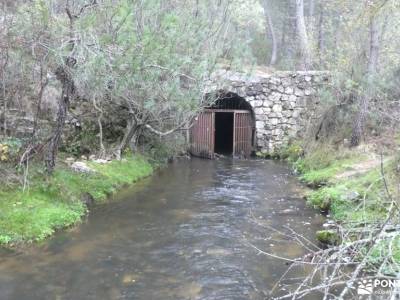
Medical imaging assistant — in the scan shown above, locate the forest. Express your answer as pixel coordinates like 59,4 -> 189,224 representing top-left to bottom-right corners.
1,0 -> 400,299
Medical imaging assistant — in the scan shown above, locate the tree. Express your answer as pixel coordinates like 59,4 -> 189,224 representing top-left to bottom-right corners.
350,4 -> 383,147
295,0 -> 312,70
45,0 -> 98,173
261,0 -> 278,66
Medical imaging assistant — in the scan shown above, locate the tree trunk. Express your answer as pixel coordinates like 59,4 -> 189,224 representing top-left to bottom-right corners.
308,0 -> 315,18
350,16 -> 379,147
367,16 -> 379,75
262,0 -> 278,66
317,3 -> 324,66
295,0 -> 312,70
45,63 -> 75,173
115,118 -> 138,160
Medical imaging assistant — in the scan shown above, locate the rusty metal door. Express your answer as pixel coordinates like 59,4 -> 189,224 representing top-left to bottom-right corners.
233,111 -> 253,158
190,111 -> 215,159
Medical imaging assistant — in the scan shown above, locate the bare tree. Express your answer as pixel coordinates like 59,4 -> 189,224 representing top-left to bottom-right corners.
45,0 -> 97,173
261,0 -> 278,66
351,13 -> 380,147
295,0 -> 312,70
317,2 -> 324,67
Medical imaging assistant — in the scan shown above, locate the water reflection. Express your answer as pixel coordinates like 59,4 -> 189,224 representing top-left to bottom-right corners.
0,158 -> 323,299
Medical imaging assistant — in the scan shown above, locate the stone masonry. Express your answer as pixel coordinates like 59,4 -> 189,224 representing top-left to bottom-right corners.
207,70 -> 330,154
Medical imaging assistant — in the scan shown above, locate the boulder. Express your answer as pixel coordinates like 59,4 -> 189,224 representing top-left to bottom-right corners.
71,161 -> 95,173
316,230 -> 341,246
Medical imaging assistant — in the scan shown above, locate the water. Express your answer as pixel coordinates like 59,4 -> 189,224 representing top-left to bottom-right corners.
0,158 -> 324,300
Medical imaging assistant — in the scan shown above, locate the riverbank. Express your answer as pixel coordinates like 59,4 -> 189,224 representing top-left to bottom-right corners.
0,156 -> 153,246
282,142 -> 400,268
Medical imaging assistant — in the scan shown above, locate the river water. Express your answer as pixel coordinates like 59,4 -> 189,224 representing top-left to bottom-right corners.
0,158 -> 324,300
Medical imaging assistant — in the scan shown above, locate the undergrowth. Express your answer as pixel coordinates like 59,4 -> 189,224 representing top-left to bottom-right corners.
0,155 -> 153,246
284,140 -> 400,269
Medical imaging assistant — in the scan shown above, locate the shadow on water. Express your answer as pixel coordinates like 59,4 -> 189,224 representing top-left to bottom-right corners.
0,158 -> 324,300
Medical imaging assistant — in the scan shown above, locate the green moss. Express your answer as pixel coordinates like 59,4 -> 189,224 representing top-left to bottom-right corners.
291,142 -> 399,272
316,230 -> 341,245
306,161 -> 391,224
0,155 -> 153,245
301,166 -> 340,186
299,157 -> 364,186
307,185 -> 345,211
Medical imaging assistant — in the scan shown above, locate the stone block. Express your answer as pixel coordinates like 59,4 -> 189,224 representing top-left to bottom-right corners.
281,94 -> 289,101
294,88 -> 304,97
270,118 -> 278,125
272,104 -> 282,112
269,92 -> 281,102
285,87 -> 294,94
263,100 -> 273,107
254,107 -> 264,114
251,100 -> 263,107
281,78 -> 292,87
256,121 -> 265,129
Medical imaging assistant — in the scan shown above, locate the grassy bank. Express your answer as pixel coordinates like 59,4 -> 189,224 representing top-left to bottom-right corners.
286,142 -> 400,272
0,156 -> 153,246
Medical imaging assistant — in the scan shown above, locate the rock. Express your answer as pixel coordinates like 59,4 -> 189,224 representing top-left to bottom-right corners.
269,92 -> 281,102
256,121 -> 265,129
89,154 -> 96,160
81,192 -> 94,207
322,220 -> 336,229
93,159 -> 110,164
281,208 -> 296,214
251,100 -> 263,107
80,155 -> 88,161
65,157 -> 75,165
343,139 -> 350,148
71,161 -> 95,173
193,249 -> 202,255
285,87 -> 294,94
342,191 -> 360,201
316,230 -> 341,245
294,88 -> 304,97
272,104 -> 282,113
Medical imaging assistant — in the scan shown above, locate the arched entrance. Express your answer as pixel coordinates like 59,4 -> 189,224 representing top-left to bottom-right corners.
190,92 -> 255,159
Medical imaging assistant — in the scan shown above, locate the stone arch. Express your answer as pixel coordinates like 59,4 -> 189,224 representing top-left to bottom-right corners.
202,70 -> 330,155
207,91 -> 256,153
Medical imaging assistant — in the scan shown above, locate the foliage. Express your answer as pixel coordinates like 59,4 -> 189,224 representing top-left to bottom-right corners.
0,155 -> 152,245
0,138 -> 23,162
279,142 -> 304,162
307,186 -> 344,211
301,148 -> 396,226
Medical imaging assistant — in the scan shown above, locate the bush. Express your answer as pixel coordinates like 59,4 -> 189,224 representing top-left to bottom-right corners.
307,186 -> 344,211
0,137 -> 23,162
280,142 -> 304,162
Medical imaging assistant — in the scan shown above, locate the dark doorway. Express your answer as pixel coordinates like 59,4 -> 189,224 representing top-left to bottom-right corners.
214,112 -> 234,155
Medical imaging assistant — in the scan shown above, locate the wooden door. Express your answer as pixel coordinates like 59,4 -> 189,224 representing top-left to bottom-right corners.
233,111 -> 253,158
190,111 -> 215,159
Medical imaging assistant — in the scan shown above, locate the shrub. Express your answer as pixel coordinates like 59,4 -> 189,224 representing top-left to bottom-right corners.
0,137 -> 23,162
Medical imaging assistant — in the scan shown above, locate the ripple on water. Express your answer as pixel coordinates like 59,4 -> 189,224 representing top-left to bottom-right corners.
0,158 -> 324,300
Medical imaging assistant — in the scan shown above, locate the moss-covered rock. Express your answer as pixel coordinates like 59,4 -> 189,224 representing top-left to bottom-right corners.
316,230 -> 341,245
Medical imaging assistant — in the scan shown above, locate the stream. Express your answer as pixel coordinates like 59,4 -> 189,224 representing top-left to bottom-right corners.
0,158 -> 324,300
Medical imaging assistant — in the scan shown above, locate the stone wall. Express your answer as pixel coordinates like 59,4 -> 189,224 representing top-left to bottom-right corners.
207,70 -> 330,154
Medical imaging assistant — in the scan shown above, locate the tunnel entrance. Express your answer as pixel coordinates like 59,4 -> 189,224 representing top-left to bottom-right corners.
190,92 -> 255,159
214,112 -> 234,155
